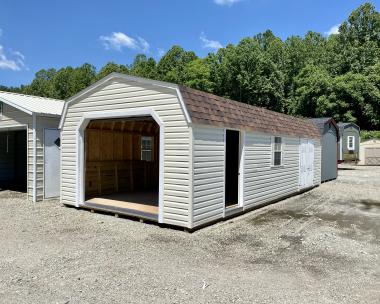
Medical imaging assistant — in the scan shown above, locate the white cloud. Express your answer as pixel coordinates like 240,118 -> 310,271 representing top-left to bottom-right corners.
100,32 -> 149,53
137,37 -> 150,53
325,24 -> 340,36
213,0 -> 241,6
200,32 -> 223,50
0,45 -> 25,71
13,50 -> 25,61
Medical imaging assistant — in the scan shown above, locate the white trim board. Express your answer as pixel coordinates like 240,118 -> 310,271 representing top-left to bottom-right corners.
75,108 -> 165,223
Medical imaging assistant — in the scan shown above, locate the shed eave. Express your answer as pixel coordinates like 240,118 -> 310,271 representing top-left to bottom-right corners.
0,96 -> 33,115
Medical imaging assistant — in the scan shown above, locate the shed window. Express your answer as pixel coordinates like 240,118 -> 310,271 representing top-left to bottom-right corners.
0,101 -> 3,117
141,136 -> 153,161
347,136 -> 355,150
272,136 -> 283,166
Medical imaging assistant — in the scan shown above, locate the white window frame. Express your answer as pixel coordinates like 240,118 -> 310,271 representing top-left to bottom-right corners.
271,136 -> 283,167
347,136 -> 355,150
141,136 -> 153,161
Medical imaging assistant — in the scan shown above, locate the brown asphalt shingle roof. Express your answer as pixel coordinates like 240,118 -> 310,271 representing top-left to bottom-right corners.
179,86 -> 321,139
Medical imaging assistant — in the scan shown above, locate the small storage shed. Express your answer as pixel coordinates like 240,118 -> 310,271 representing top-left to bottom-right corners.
358,139 -> 380,165
309,118 -> 339,182
337,122 -> 360,162
0,91 -> 64,201
59,73 -> 321,229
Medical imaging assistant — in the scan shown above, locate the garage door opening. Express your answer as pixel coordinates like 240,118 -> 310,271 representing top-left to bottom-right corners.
0,130 -> 27,192
83,117 -> 159,220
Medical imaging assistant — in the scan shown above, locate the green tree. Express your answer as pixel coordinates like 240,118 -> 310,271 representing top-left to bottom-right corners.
130,54 -> 158,79
96,62 -> 129,80
182,58 -> 214,92
23,68 -> 57,98
157,46 -> 198,83
332,3 -> 380,73
289,65 -> 333,118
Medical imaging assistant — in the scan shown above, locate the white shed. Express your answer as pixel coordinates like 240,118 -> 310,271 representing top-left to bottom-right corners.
59,73 -> 321,229
358,139 -> 380,165
0,91 -> 64,202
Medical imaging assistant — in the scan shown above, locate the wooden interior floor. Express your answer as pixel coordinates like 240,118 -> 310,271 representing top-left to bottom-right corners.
86,192 -> 159,214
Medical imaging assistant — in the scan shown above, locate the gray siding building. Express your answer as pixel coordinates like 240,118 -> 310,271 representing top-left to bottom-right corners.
59,73 -> 322,229
0,91 -> 63,201
310,118 -> 339,182
338,123 -> 360,162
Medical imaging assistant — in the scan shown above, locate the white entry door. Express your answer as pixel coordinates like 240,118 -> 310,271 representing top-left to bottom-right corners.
44,129 -> 61,198
299,139 -> 314,189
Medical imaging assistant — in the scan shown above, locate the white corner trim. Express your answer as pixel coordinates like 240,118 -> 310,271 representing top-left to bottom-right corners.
188,125 -> 194,229
222,128 -> 226,218
75,108 -> 165,223
239,131 -> 245,208
175,87 -> 192,124
32,114 -> 37,203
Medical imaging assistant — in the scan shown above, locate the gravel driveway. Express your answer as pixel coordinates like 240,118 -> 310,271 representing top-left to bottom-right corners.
0,165 -> 379,304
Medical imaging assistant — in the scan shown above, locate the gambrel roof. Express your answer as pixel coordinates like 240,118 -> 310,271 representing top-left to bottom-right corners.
0,91 -> 64,116
59,73 -> 321,139
337,122 -> 360,136
180,85 -> 321,139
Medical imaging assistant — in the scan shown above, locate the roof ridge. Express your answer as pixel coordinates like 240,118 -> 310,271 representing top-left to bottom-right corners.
0,90 -> 64,102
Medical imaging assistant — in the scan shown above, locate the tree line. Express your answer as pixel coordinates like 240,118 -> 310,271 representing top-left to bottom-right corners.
1,3 -> 380,130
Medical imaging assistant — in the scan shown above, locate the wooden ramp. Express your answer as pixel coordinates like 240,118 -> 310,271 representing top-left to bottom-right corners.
83,192 -> 159,221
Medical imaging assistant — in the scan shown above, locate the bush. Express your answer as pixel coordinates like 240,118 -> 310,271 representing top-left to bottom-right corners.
361,130 -> 380,141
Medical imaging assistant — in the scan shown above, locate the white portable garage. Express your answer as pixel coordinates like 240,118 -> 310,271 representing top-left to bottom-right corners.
59,73 -> 321,229
0,91 -> 64,202
358,139 -> 380,165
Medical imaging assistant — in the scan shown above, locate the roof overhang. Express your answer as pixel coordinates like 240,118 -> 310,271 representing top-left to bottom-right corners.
0,96 -> 33,115
58,73 -> 191,129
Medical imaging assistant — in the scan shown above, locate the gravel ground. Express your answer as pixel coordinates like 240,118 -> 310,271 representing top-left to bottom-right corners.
0,165 -> 379,304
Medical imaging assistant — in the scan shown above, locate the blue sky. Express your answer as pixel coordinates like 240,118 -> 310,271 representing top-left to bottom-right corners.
0,0 -> 378,87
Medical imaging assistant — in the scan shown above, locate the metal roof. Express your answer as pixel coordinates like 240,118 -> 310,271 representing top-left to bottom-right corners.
337,122 -> 360,136
0,91 -> 64,116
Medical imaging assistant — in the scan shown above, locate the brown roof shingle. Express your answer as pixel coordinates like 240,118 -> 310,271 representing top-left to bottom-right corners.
179,86 -> 321,139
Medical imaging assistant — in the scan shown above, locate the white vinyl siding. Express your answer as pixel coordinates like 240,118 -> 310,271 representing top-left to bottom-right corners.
0,103 -> 60,201
244,133 -> 300,209
60,80 -> 191,227
192,125 -> 225,227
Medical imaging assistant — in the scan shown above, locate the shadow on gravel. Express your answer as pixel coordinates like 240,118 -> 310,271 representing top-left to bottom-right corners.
248,199 -> 380,236
355,199 -> 380,211
249,209 -> 311,226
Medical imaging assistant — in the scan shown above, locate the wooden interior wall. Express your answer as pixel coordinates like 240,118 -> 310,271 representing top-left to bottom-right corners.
85,119 -> 159,198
